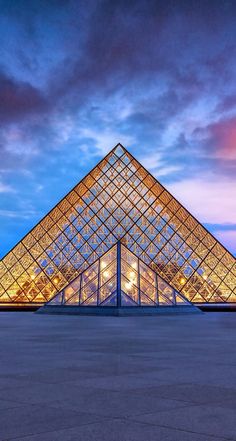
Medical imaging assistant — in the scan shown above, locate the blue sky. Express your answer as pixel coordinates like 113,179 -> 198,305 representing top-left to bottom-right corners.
0,0 -> 236,257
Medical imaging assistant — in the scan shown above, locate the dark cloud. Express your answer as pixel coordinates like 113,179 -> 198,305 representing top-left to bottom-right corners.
217,94 -> 236,113
0,70 -> 48,123
1,0 -> 236,125
194,116 -> 236,162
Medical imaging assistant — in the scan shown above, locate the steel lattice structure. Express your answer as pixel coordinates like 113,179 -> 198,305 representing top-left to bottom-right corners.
0,144 -> 235,305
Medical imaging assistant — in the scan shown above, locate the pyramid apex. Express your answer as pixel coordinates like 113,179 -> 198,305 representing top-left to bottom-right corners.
111,143 -> 128,157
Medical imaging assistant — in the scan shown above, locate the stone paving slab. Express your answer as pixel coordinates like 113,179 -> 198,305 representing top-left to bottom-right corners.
7,419 -> 228,441
0,404 -> 105,439
0,312 -> 236,440
128,404 -> 236,440
128,382 -> 236,404
0,381 -> 192,417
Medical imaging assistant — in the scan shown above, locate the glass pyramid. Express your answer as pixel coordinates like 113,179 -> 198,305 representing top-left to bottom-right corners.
46,242 -> 192,308
0,144 -> 235,306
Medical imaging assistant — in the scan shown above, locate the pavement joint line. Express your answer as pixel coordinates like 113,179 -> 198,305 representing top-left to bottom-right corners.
1,418 -> 120,441
3,418 -> 235,441
121,402 -> 201,418
115,416 -> 236,441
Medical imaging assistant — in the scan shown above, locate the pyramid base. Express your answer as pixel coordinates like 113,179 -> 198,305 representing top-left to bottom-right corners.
37,304 -> 201,316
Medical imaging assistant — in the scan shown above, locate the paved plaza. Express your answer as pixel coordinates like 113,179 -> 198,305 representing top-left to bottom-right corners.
0,312 -> 236,440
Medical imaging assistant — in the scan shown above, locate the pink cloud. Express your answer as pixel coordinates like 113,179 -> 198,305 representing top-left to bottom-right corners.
210,118 -> 236,160
213,230 -> 236,255
195,117 -> 236,160
167,175 -> 236,225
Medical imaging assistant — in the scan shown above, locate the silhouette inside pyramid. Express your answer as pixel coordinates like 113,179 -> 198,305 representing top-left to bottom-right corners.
0,143 -> 235,306
46,242 -> 192,308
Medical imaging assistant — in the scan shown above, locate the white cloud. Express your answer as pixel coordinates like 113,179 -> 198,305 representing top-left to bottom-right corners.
79,127 -> 135,156
167,175 -> 236,224
213,230 -> 236,256
0,209 -> 38,219
140,152 -> 182,177
0,182 -> 15,193
139,152 -> 163,170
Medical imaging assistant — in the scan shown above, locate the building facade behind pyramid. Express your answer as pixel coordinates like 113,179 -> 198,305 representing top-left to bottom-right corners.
0,144 -> 235,306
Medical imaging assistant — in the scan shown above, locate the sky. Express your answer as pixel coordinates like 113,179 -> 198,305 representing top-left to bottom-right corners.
0,0 -> 236,258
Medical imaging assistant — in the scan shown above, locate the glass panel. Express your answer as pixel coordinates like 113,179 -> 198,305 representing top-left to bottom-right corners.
121,275 -> 139,304
121,291 -> 138,306
100,291 -> 117,306
100,247 -> 116,269
100,261 -> 116,286
80,279 -> 98,304
49,292 -> 63,305
99,276 -> 117,305
175,292 -> 191,305
121,245 -> 138,269
121,261 -> 138,287
82,292 -> 97,305
140,277 -> 156,303
139,261 -> 156,286
158,277 -> 175,304
82,261 -> 99,287
63,275 -> 81,303
140,290 -> 156,306
66,292 -> 80,305
159,293 -> 173,305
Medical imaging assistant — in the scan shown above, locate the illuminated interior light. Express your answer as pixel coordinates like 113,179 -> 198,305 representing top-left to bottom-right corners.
125,281 -> 133,290
54,278 -> 59,284
103,270 -> 110,279
131,262 -> 137,270
100,261 -> 107,270
30,275 -> 35,280
129,271 -> 136,280
180,277 -> 185,285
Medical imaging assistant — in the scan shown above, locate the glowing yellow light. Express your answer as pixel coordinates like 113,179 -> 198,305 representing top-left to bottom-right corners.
129,271 -> 136,282
101,261 -> 107,270
180,277 -> 185,285
203,274 -> 207,280
103,270 -> 110,279
54,278 -> 59,284
30,275 -> 35,280
125,281 -> 133,291
131,262 -> 137,270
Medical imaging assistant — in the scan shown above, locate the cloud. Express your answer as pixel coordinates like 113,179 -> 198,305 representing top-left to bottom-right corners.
217,94 -> 236,113
194,116 -> 236,161
78,127 -> 136,157
140,151 -> 183,177
0,209 -> 38,219
0,70 -> 48,124
167,175 -> 236,225
213,230 -> 236,256
0,182 -> 15,193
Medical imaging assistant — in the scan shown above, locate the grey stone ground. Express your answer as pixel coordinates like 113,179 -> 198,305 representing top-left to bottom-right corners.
0,312 -> 236,440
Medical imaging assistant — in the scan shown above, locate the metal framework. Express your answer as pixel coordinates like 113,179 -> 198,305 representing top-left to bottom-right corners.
47,242 -> 191,307
0,144 -> 235,305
